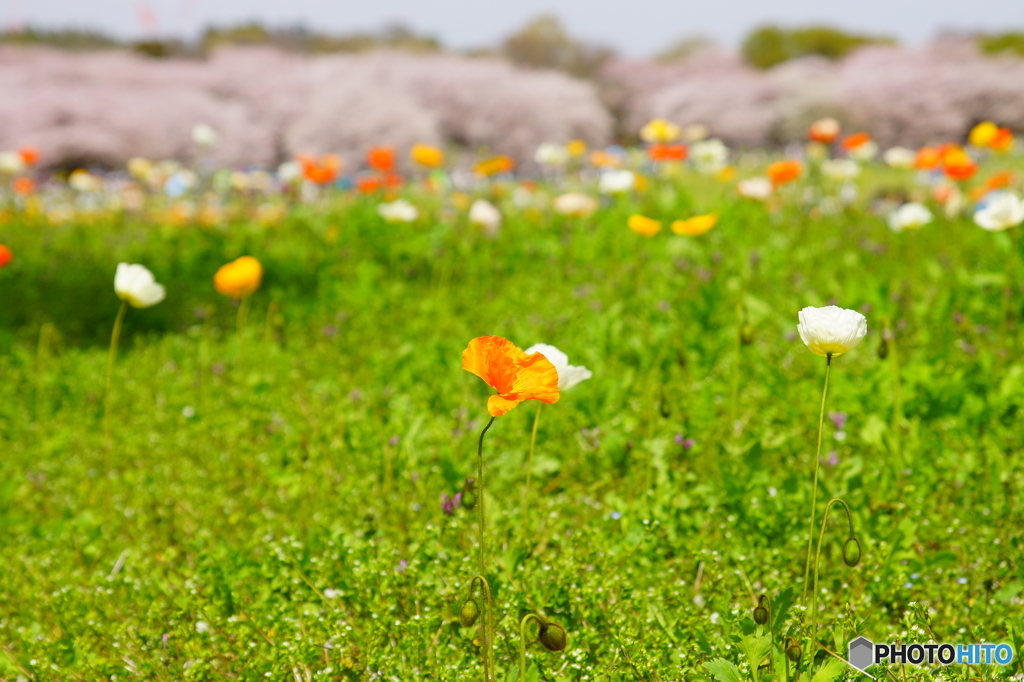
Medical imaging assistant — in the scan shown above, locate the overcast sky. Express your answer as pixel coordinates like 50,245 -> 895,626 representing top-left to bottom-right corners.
4,0 -> 1024,56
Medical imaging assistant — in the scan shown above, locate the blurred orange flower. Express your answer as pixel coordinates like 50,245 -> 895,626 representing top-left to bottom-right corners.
841,132 -> 871,151
991,128 -> 1014,153
367,147 -> 396,173
410,143 -> 444,168
941,148 -> 977,181
628,214 -> 661,237
914,147 -> 941,170
808,118 -> 840,144
356,176 -> 382,194
18,146 -> 40,166
12,177 -> 34,195
214,256 -> 263,299
474,155 -> 515,176
589,150 -> 620,169
671,212 -> 718,236
299,154 -> 342,185
462,336 -> 559,417
985,170 -> 1015,190
648,143 -> 688,162
767,160 -> 802,185
0,244 -> 11,268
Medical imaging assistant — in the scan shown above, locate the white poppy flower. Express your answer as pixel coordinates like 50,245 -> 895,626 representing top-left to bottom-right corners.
883,147 -> 916,170
691,138 -> 729,173
525,344 -> 592,391
974,191 -> 1024,232
737,177 -> 773,200
797,306 -> 868,358
0,151 -> 26,175
887,203 -> 933,232
191,123 -> 219,147
277,161 -> 302,184
115,263 -> 166,309
534,143 -> 569,167
599,169 -> 636,194
820,159 -> 860,182
469,199 -> 501,235
553,192 -> 599,218
377,199 -> 419,223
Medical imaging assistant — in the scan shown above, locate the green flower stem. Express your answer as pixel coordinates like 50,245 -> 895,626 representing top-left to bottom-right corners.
470,574 -> 496,682
475,416 -> 496,682
801,354 -> 831,605
103,300 -> 128,444
519,613 -> 546,681
521,402 -> 543,538
236,296 -> 250,334
811,498 -> 855,634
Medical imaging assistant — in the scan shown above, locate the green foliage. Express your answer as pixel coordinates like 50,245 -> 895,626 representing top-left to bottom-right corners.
977,32 -> 1024,57
742,24 -> 896,69
502,14 -> 615,79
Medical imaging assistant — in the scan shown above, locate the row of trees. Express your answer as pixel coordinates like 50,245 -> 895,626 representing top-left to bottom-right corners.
3,18 -> 1023,73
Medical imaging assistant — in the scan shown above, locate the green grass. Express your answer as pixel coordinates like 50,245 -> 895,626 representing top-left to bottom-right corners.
2,169 -> 1024,681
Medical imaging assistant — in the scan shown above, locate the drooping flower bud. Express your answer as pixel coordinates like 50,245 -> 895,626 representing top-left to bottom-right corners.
753,605 -> 769,625
877,336 -> 889,360
460,598 -> 480,628
740,323 -> 755,346
538,621 -> 567,652
786,639 -> 803,663
461,477 -> 477,510
843,536 -> 863,567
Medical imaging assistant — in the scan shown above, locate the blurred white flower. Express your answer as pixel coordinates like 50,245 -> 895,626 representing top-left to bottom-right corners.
525,343 -> 592,391
0,151 -> 26,175
553,192 -> 599,218
974,191 -> 1024,231
887,202 -> 933,232
848,140 -> 878,162
691,139 -> 729,173
883,146 -> 916,170
534,142 -> 569,167
69,169 -> 101,192
377,199 -> 419,223
820,159 -> 860,182
115,263 -> 166,308
191,123 -> 219,148
599,169 -> 635,194
797,306 -> 868,358
164,170 -> 197,198
277,161 -> 302,184
469,199 -> 501,235
737,177 -> 773,200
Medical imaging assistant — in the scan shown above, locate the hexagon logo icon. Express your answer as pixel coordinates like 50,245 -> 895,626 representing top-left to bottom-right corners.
848,636 -> 874,671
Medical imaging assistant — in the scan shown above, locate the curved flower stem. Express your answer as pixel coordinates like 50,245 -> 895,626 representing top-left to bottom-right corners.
103,300 -> 128,444
236,296 -> 250,335
519,613 -> 546,680
811,498 -> 855,635
477,416 -> 496,575
521,403 -> 543,539
801,354 -> 831,605
470,574 -> 496,682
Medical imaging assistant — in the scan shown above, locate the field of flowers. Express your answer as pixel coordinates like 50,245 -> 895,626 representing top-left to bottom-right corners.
2,121 -> 1024,681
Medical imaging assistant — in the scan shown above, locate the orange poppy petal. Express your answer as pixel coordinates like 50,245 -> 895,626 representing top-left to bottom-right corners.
509,353 -> 560,405
462,336 -> 521,395
487,394 -> 523,417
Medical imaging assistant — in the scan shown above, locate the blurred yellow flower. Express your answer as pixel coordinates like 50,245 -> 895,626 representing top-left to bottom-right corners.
969,121 -> 998,148
640,118 -> 680,143
671,213 -> 718,236
717,165 -> 737,182
566,139 -> 588,157
214,256 -> 263,299
474,155 -> 515,176
628,214 -> 661,237
411,143 -> 444,168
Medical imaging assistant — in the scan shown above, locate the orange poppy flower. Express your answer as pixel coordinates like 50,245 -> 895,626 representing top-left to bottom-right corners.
841,132 -> 871,151
18,146 -> 40,166
0,244 -> 11,268
648,143 -> 688,162
356,175 -> 383,194
300,154 -> 341,185
628,214 -> 662,237
941,148 -> 977,181
767,160 -> 802,186
984,170 -> 1015,191
214,256 -> 263,299
914,147 -> 941,170
12,177 -> 34,195
671,212 -> 718,236
462,336 -> 560,417
367,147 -> 396,173
991,128 -> 1014,153
474,155 -> 515,176
808,118 -> 840,144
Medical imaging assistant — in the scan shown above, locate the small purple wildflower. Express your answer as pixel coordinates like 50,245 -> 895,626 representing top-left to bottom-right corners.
610,510 -> 622,520
829,411 -> 848,430
388,435 -> 400,447
396,559 -> 408,573
162,633 -> 168,649
820,450 -> 839,466
785,331 -> 797,342
441,492 -> 462,516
